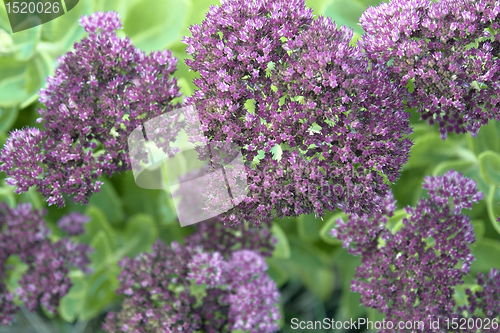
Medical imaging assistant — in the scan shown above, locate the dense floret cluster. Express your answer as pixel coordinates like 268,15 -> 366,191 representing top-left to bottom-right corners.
0,203 -> 91,325
183,0 -> 412,225
456,269 -> 500,332
57,212 -> 90,236
0,11 -> 181,206
360,0 -> 500,138
331,171 -> 484,331
102,240 -> 280,333
184,217 -> 276,258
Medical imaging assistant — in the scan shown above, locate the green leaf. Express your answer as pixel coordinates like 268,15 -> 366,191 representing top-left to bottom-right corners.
0,71 -> 27,108
333,249 -> 366,319
90,231 -> 113,270
406,133 -> 462,169
485,185 -> 500,236
122,213 -> 158,257
470,238 -> 500,274
4,254 -> 29,294
271,222 -> 290,259
297,213 -> 323,242
0,51 -> 53,109
306,0 -> 329,14
58,271 -> 87,322
0,25 -> 41,60
265,258 -> 289,287
467,120 -> 500,155
176,77 -> 194,100
433,159 -> 478,177
479,151 -> 500,185
122,0 -> 190,51
88,179 -> 125,226
0,107 -> 19,132
157,191 -> 178,226
40,0 -> 88,47
323,0 -> 385,35
285,237 -> 335,301
18,187 -> 44,210
319,211 -> 347,245
118,171 -> 165,221
83,206 -> 117,250
391,166 -> 428,208
79,266 -> 119,321
471,219 -> 485,242
181,0 -> 217,38
0,185 -> 16,208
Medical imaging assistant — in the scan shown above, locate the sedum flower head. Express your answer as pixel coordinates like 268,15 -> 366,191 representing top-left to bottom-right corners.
185,217 -> 276,258
455,269 -> 500,332
332,171 -> 483,331
0,203 -> 91,325
103,240 -> 280,333
183,0 -> 412,225
57,212 -> 89,236
360,0 -> 500,138
0,11 -> 181,206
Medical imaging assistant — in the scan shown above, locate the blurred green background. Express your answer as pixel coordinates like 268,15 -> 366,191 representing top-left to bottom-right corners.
1,0 -> 500,332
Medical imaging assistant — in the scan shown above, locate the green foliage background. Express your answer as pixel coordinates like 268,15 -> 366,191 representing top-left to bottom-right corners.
0,0 -> 499,332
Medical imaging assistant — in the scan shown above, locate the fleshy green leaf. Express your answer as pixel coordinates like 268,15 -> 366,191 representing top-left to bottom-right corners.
467,120 -> 500,155
471,219 -> 485,242
432,159 -> 478,177
88,179 -> 125,226
284,237 -> 335,301
271,223 -> 291,259
297,213 -> 323,242
79,266 -> 119,321
58,271 -> 88,322
0,25 -> 41,60
323,0 -> 385,35
485,185 -> 500,236
4,254 -> 29,294
470,238 -> 500,274
265,258 -> 289,287
90,231 -> 113,270
0,185 -> 16,208
122,0 -> 189,51
406,133 -> 462,169
122,213 -> 158,257
333,249 -> 365,319
306,0 -> 329,14
83,206 -> 117,250
0,70 -> 27,107
0,107 -> 19,132
319,211 -> 347,245
479,151 -> 500,185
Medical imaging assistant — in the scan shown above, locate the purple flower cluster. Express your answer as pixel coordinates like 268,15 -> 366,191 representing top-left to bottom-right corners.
0,203 -> 91,325
0,11 -> 181,207
183,0 -> 412,225
456,269 -> 500,332
331,171 -> 484,331
57,212 -> 89,236
360,0 -> 500,138
184,217 -> 276,258
103,240 -> 280,333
